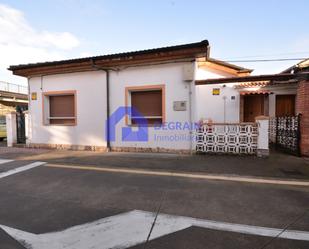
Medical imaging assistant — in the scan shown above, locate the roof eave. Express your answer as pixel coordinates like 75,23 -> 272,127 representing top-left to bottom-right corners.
8,40 -> 209,77
207,58 -> 253,73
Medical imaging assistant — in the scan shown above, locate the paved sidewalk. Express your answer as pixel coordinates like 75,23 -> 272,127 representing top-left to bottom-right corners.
0,146 -> 308,180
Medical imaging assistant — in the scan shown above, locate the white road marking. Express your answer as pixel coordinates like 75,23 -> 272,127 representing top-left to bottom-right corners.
1,210 -> 309,249
0,161 -> 46,179
0,159 -> 13,164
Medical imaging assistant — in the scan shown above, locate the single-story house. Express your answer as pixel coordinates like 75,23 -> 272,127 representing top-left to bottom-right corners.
7,41 -> 309,156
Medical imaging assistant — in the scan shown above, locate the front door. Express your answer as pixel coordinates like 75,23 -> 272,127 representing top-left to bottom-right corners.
276,95 -> 295,117
244,95 -> 264,122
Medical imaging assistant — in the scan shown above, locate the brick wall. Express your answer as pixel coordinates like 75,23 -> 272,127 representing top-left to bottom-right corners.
296,80 -> 309,156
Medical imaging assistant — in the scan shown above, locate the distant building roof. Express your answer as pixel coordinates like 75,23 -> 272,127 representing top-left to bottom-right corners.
281,58 -> 309,74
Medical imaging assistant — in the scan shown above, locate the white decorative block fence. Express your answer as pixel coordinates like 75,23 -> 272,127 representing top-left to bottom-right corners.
196,123 -> 258,154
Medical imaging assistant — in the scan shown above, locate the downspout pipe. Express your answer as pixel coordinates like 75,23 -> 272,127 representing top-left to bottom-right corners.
90,59 -> 115,152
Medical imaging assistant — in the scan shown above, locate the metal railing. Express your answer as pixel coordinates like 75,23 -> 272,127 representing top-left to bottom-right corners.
0,81 -> 28,94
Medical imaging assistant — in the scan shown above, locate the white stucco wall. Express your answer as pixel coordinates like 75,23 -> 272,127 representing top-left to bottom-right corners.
28,63 -> 195,150
28,71 -> 108,147
110,63 -> 193,150
195,67 -> 240,123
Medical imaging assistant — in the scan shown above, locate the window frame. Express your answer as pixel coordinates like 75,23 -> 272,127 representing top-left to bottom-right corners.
125,84 -> 165,126
42,90 -> 77,126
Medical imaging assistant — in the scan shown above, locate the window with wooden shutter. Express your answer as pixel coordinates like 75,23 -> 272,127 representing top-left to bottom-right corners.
126,85 -> 165,125
43,91 -> 76,125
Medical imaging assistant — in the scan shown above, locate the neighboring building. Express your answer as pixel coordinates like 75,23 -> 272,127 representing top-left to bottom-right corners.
196,77 -> 298,123
0,81 -> 28,140
7,41 -> 309,156
195,59 -> 309,122
196,58 -> 309,156
0,81 -> 28,115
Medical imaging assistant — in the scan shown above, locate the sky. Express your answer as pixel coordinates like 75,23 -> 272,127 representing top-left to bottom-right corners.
0,0 -> 309,86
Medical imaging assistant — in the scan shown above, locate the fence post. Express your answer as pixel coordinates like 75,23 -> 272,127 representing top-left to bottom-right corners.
6,112 -> 17,147
24,110 -> 31,145
256,116 -> 269,157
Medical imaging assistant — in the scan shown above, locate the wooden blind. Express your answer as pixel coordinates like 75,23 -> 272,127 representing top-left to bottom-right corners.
131,90 -> 162,124
49,95 -> 75,124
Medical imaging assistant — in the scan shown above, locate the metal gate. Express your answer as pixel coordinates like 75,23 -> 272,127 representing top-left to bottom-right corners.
269,115 -> 301,156
16,111 -> 26,144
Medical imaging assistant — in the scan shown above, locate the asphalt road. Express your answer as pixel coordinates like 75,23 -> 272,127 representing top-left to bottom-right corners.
0,157 -> 308,248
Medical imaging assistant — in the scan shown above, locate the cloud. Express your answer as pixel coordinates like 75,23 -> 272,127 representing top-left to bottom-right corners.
0,4 -> 80,84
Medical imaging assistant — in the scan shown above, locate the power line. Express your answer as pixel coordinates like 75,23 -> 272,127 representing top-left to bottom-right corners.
226,58 -> 307,63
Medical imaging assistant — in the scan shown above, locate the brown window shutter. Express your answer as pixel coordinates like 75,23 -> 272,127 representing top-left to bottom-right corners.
49,95 -> 75,124
131,90 -> 163,125
131,90 -> 162,116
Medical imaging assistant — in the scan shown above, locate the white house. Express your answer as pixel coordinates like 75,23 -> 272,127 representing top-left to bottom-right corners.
8,40 -> 302,155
